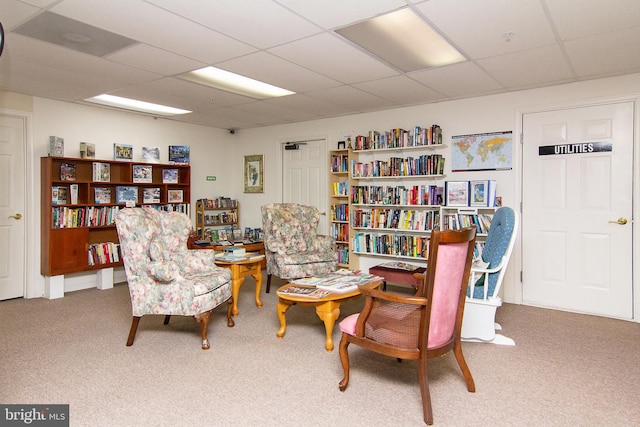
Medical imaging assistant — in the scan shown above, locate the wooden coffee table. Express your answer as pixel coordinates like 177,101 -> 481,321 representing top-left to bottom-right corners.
275,279 -> 382,352
215,256 -> 264,317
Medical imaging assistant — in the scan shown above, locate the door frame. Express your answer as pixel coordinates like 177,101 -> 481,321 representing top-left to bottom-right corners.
0,108 -> 36,298
515,95 -> 639,321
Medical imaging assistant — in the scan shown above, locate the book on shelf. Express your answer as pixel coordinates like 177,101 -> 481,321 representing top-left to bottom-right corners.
49,136 -> 64,157
116,186 -> 138,204
168,145 -> 190,164
143,188 -> 160,203
60,163 -> 76,181
114,143 -> 133,161
92,162 -> 111,182
276,285 -> 332,299
132,165 -> 152,183
94,187 -> 112,204
51,186 -> 68,205
446,180 -> 497,207
70,184 -> 78,204
79,142 -> 95,159
142,146 -> 160,163
162,169 -> 178,183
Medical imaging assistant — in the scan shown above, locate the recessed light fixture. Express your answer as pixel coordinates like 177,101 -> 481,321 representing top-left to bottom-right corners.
179,66 -> 295,99
84,94 -> 191,116
336,8 -> 466,72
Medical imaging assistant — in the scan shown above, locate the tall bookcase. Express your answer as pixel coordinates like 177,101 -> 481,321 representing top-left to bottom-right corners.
329,149 -> 352,268
41,156 -> 191,298
195,198 -> 239,240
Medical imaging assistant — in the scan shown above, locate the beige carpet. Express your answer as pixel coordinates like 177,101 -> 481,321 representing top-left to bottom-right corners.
1,277 -> 639,426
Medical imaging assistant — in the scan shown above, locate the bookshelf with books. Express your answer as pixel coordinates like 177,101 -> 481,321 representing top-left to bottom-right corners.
195,197 -> 239,241
348,125 -> 447,263
329,149 -> 352,268
41,156 -> 191,296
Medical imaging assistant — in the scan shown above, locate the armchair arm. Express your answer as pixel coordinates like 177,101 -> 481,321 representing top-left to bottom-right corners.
468,254 -> 509,300
308,234 -> 335,252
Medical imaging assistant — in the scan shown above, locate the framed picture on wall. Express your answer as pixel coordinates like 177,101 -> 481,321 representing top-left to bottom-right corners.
244,154 -> 263,193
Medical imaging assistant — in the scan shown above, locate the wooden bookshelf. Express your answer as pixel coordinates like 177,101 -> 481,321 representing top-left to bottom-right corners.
41,156 -> 191,278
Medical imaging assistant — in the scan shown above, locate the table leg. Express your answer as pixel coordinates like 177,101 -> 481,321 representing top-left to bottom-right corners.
251,267 -> 263,308
276,298 -> 293,339
315,300 -> 341,352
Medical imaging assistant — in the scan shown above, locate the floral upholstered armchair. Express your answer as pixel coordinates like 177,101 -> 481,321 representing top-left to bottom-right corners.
115,207 -> 234,350
261,203 -> 338,292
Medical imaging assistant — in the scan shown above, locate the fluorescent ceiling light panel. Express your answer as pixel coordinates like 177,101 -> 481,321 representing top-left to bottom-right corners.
85,94 -> 191,116
336,8 -> 466,72
179,66 -> 295,99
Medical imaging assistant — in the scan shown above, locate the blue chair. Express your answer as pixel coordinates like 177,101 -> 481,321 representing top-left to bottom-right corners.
461,207 -> 518,345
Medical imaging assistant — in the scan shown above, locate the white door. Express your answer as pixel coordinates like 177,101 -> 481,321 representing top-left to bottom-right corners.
522,102 -> 634,318
282,139 -> 328,234
0,114 -> 26,300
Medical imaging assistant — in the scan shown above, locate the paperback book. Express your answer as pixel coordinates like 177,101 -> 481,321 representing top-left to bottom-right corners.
49,136 -> 64,157
92,162 -> 111,182
94,187 -> 112,204
143,188 -> 160,203
142,146 -> 160,163
133,165 -> 152,183
79,142 -> 95,159
168,145 -> 190,164
114,143 -> 133,161
116,186 -> 138,204
60,163 -> 76,181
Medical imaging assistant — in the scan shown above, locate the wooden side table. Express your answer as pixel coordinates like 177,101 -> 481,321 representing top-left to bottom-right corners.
214,257 -> 264,317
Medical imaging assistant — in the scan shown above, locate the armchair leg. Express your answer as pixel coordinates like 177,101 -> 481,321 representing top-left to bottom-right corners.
226,296 -> 235,327
338,334 -> 351,392
195,310 -> 212,350
126,316 -> 141,347
163,315 -> 171,325
266,274 -> 272,293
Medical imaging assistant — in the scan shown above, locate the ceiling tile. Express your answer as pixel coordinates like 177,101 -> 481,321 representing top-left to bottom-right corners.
307,85 -> 396,112
477,45 -> 574,89
266,94 -> 352,118
146,0 -> 322,49
353,75 -> 444,105
409,61 -> 504,98
107,44 -> 206,76
269,33 -> 399,84
546,0 -> 640,40
415,0 -> 556,59
216,52 -> 341,93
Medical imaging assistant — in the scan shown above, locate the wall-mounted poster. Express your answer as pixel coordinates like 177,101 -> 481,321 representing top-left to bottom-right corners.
244,154 -> 263,193
451,131 -> 512,171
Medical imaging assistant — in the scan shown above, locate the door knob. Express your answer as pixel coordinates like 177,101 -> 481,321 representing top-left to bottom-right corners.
608,217 -> 627,225
9,213 -> 22,220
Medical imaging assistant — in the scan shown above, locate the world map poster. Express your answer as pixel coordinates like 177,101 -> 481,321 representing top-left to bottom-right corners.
451,131 -> 513,171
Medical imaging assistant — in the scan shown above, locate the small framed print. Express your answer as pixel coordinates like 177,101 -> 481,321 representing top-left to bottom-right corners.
162,169 -> 178,183
133,165 -> 152,183
469,180 -> 490,207
168,189 -> 183,203
445,181 -> 470,207
114,143 -> 133,161
244,154 -> 263,193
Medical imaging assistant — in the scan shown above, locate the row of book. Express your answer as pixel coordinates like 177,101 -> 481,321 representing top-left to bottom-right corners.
351,208 -> 441,232
336,243 -> 349,265
330,153 -> 349,173
197,197 -> 237,208
197,211 -> 237,225
88,242 -> 120,266
331,222 -> 349,242
351,184 -> 444,206
442,213 -> 494,234
332,180 -> 349,197
351,154 -> 445,178
330,203 -> 349,222
52,206 -> 120,228
352,232 -> 430,259
353,125 -> 443,151
445,180 -> 498,207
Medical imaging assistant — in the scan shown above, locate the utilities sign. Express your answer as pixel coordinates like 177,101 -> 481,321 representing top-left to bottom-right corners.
538,141 -> 612,156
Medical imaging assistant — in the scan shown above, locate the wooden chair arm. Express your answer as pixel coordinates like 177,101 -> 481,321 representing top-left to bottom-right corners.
359,284 -> 428,306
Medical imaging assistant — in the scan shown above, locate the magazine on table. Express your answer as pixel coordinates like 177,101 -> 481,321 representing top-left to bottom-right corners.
291,269 -> 382,294
276,285 -> 332,299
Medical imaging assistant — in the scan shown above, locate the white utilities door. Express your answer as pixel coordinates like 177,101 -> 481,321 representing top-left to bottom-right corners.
0,113 -> 26,300
282,139 -> 328,234
522,102 -> 634,318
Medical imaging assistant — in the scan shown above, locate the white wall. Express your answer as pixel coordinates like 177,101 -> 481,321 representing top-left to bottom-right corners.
7,71 -> 640,306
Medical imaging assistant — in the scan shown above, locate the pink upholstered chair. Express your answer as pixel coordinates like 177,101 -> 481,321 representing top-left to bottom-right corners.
337,228 -> 477,425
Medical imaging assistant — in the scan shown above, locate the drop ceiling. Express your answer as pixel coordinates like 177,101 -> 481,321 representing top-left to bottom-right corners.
2,0 -> 640,130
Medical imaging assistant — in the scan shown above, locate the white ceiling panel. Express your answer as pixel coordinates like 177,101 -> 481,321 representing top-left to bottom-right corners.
269,33 -> 399,84
416,0 -> 556,59
477,45 -> 574,90
409,61 -> 504,98
2,0 -> 640,130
